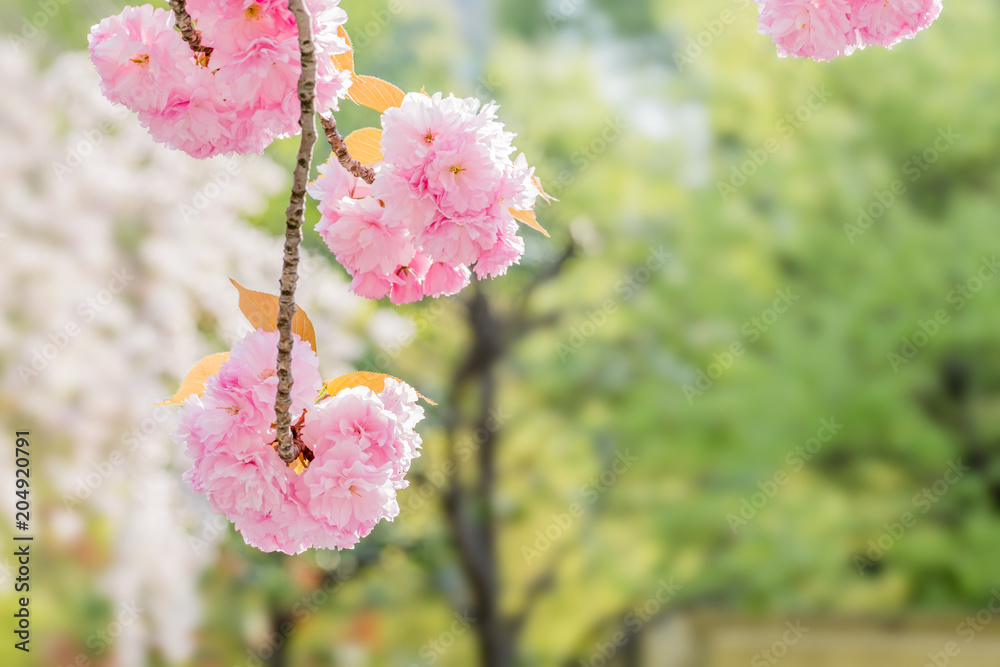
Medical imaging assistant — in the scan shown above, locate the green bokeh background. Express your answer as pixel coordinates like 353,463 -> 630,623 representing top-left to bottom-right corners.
3,0 -> 1000,665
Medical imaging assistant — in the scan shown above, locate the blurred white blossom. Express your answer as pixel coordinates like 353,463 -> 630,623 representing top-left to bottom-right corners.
0,50 -> 363,665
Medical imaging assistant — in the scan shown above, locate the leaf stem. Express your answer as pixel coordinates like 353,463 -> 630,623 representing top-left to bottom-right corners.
320,115 -> 377,185
275,0 -> 319,464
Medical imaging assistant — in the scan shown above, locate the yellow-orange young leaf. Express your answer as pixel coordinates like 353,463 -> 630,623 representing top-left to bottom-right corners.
509,208 -> 550,237
330,26 -> 354,72
348,74 -> 405,114
319,372 -> 437,405
344,128 -> 384,166
156,353 -> 230,406
532,175 -> 559,203
229,279 -> 317,351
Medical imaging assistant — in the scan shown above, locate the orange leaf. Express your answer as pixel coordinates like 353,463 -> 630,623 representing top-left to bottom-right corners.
330,26 -> 354,72
344,128 -> 384,166
319,372 -> 437,405
348,74 -> 405,114
156,353 -> 230,406
509,208 -> 550,238
229,279 -> 317,352
532,175 -> 559,203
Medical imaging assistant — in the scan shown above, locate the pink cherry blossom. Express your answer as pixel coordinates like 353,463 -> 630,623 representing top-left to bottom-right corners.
378,378 -> 425,432
141,71 -> 235,159
213,35 -> 301,110
474,218 -> 526,280
177,329 -> 319,465
849,0 -> 942,48
377,379 -> 425,487
294,386 -> 419,542
293,456 -> 397,544
88,5 -> 194,112
390,254 -> 432,305
755,0 -> 943,61
310,91 -> 541,303
380,91 -> 467,173
350,271 -> 395,301
218,328 -> 322,416
300,387 -> 398,464
423,135 -> 501,216
308,158 -> 373,205
372,167 -> 440,235
89,0 -> 352,158
756,0 -> 857,62
173,329 -> 424,554
302,384 -> 421,482
189,382 -> 272,456
173,397 -> 210,487
423,262 -> 472,299
315,196 -> 415,277
198,448 -> 293,519
235,503 -> 315,554
418,210 -> 498,268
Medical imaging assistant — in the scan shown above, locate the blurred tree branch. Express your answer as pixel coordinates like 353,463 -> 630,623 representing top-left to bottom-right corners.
440,242 -> 575,666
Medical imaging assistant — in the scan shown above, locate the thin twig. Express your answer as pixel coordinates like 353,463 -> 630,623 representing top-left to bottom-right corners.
510,531 -> 578,639
274,0 -> 319,463
167,0 -> 213,62
320,115 -> 377,185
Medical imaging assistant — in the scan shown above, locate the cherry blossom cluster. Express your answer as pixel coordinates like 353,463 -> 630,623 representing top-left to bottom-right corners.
757,0 -> 942,62
309,92 -> 541,304
88,1 -> 352,157
173,329 -> 424,554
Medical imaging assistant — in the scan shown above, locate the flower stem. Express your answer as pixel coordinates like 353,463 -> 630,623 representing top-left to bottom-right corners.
167,0 -> 213,62
320,115 -> 377,185
275,0 -> 319,464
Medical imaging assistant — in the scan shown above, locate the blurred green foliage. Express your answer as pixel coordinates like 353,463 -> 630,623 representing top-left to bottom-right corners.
6,0 -> 1000,664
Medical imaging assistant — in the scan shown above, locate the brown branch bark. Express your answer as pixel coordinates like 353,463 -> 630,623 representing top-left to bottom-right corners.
320,115 -> 377,185
274,0 -> 319,463
168,0 -> 213,61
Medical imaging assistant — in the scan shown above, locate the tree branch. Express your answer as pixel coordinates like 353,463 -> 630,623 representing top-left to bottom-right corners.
509,542 -> 571,639
168,0 -> 213,62
320,115 -> 377,185
512,241 -> 576,320
442,484 -> 494,608
274,0 -> 318,463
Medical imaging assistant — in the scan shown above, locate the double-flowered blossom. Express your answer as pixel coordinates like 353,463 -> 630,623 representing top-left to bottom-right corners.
756,0 -> 942,62
88,1 -> 352,157
174,329 -> 424,554
309,92 -> 540,304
